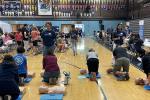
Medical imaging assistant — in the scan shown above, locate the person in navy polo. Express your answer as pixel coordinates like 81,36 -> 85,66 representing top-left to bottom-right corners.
41,22 -> 57,56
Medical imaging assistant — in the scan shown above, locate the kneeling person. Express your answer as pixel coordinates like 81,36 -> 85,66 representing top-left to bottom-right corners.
86,48 -> 99,75
14,46 -> 28,84
107,46 -> 130,81
43,49 -> 60,84
135,61 -> 150,86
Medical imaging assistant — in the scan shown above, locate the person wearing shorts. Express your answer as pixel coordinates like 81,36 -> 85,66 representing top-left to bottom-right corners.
14,47 -> 28,85
15,29 -> 23,47
31,26 -> 40,55
107,46 -> 130,80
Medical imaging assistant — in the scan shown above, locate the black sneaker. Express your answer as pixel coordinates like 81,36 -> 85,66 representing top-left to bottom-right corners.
116,75 -> 127,81
125,73 -> 130,81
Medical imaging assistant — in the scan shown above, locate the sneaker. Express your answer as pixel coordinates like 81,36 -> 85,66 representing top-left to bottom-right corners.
33,52 -> 38,56
27,48 -> 31,52
0,96 -> 2,100
107,69 -> 113,74
125,73 -> 130,80
49,78 -> 57,85
116,75 -> 126,81
117,74 -> 130,81
4,95 -> 11,100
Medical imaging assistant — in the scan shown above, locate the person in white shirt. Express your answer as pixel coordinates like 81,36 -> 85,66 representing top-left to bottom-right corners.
86,48 -> 99,75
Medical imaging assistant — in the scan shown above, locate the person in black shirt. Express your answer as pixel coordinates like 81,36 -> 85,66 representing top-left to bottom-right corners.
134,38 -> 145,57
128,33 -> 145,57
124,25 -> 132,36
107,46 -> 130,81
135,52 -> 150,85
0,55 -> 20,100
21,24 -> 30,51
112,31 -> 126,46
128,33 -> 136,45
78,28 -> 82,38
0,36 -> 3,47
0,27 -> 3,36
112,24 -> 126,50
99,31 -> 103,40
142,52 -> 150,82
41,22 -> 57,56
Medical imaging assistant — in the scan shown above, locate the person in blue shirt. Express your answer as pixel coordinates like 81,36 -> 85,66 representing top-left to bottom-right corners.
14,46 -> 28,78
0,55 -> 20,100
124,25 -> 132,36
112,24 -> 126,49
41,22 -> 57,56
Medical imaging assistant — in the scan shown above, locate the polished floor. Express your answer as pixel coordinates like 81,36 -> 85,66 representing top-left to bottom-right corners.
1,37 -> 150,100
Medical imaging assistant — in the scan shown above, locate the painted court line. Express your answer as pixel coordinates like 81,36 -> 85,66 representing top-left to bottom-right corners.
60,61 -> 107,100
96,79 -> 107,100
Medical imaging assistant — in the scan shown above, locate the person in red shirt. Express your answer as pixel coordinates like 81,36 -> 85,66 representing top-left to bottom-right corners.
31,27 -> 40,55
15,29 -> 23,46
42,49 -> 60,84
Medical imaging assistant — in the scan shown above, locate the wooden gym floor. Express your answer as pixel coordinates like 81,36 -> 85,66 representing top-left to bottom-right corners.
1,37 -> 150,100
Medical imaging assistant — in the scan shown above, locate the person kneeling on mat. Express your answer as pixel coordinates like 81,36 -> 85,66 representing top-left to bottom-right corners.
86,48 -> 99,75
14,46 -> 28,85
107,45 -> 130,81
42,49 -> 60,85
136,52 -> 150,85
0,55 -> 20,100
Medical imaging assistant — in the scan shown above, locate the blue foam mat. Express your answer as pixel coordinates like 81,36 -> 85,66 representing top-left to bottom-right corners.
86,73 -> 101,78
78,75 -> 87,79
16,94 -> 23,100
40,94 -> 64,100
24,77 -> 32,83
144,85 -> 150,90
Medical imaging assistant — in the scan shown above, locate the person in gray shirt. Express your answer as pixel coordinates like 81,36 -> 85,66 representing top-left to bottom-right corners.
107,46 -> 130,81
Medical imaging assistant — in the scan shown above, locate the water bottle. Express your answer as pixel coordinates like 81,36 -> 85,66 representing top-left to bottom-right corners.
63,71 -> 71,85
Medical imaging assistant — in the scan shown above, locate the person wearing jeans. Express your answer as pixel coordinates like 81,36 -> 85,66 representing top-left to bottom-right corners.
71,39 -> 77,56
70,25 -> 78,56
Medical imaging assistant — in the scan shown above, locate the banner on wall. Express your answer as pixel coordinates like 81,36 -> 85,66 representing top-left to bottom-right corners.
38,0 -> 52,15
139,20 -> 144,40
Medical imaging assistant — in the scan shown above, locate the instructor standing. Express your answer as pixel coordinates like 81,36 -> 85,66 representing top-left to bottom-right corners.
41,22 -> 56,56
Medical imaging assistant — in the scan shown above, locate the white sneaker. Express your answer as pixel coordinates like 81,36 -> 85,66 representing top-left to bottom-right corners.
4,95 -> 11,100
137,57 -> 142,62
0,96 -> 2,100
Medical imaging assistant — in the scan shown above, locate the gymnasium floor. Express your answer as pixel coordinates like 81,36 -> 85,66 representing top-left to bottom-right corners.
4,37 -> 150,100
